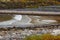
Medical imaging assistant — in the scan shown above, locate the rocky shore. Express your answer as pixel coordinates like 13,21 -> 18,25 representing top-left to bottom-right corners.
0,27 -> 60,40
0,15 -> 59,40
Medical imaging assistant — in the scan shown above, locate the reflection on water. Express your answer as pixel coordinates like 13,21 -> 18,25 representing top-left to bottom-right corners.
0,14 -> 22,25
0,14 -> 13,22
0,15 -> 60,26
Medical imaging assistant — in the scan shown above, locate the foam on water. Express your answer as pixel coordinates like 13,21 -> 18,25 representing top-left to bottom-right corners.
13,15 -> 22,21
0,15 -> 22,25
51,29 -> 60,35
41,20 -> 57,24
0,15 -> 58,27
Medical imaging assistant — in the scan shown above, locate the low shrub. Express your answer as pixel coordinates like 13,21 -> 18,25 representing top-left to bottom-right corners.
24,34 -> 60,40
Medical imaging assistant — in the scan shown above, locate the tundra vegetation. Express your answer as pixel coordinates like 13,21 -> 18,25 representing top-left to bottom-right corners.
24,34 -> 60,40
0,0 -> 60,9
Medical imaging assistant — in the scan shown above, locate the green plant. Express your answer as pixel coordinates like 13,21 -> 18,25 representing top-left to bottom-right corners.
24,34 -> 60,40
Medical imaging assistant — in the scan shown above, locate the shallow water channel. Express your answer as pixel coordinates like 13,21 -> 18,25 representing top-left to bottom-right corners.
0,14 -> 60,27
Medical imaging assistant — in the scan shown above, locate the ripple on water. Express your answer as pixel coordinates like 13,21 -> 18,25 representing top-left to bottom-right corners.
0,15 -> 22,25
13,15 -> 22,21
0,15 -> 32,26
0,15 -> 13,22
0,15 -> 59,27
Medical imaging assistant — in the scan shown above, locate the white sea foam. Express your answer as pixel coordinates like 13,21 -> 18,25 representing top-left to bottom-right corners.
51,29 -> 60,35
41,20 -> 57,24
0,15 -> 58,27
13,15 -> 22,21
0,15 -> 31,26
0,15 -> 22,25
